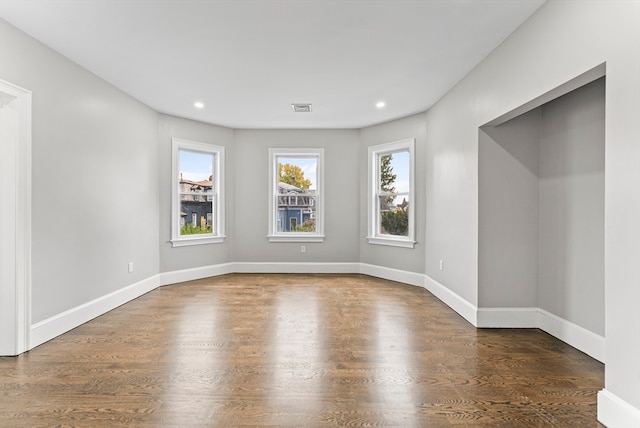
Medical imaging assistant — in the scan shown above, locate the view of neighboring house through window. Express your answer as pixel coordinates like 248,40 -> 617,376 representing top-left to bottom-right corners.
368,138 -> 415,248
171,138 -> 225,247
268,148 -> 324,242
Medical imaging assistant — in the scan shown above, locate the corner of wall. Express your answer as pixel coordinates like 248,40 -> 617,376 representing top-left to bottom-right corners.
597,389 -> 640,428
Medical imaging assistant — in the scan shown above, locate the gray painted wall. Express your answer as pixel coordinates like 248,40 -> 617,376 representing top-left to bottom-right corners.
479,109 -> 541,308
538,78 -> 605,336
158,114 -> 235,272
233,129 -> 360,263
359,113 -> 427,273
0,20 -> 160,323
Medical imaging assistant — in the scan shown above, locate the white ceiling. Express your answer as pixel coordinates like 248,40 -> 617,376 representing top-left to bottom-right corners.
0,0 -> 545,129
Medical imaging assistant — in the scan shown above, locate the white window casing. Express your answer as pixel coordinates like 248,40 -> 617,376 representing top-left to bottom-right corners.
367,138 -> 416,248
268,148 -> 325,243
171,138 -> 225,247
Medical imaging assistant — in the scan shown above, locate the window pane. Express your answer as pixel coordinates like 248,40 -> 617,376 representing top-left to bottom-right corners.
276,156 -> 317,233
379,194 -> 410,236
377,149 -> 410,236
179,150 -> 214,236
378,150 -> 410,193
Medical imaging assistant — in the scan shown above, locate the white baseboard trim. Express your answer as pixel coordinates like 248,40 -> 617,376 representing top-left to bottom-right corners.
538,308 -> 605,363
423,275 -> 478,325
359,263 -> 425,287
28,263 -> 606,366
159,262 -> 234,286
30,275 -> 160,349
232,262 -> 361,274
476,307 -> 539,328
598,389 -> 640,428
474,307 -> 604,362
27,262 -> 410,349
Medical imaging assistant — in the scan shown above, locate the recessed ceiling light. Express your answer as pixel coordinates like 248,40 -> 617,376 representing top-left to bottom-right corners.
376,101 -> 386,109
194,101 -> 205,109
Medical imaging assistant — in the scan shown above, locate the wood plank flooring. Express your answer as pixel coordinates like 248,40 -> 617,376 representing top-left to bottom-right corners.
0,274 -> 604,427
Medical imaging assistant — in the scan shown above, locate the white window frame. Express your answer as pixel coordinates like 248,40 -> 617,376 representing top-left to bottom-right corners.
367,138 -> 415,248
268,148 -> 324,242
171,138 -> 225,247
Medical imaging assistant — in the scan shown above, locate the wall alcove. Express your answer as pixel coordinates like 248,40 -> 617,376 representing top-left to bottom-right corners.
478,76 -> 606,355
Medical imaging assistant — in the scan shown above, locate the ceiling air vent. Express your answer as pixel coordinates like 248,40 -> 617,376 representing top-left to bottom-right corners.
291,103 -> 312,113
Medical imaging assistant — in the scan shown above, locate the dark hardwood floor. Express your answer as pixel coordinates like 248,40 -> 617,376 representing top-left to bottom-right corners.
0,274 -> 604,427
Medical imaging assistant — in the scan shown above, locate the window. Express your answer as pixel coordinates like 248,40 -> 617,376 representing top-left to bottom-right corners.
171,138 -> 225,246
368,138 -> 415,248
268,148 -> 324,242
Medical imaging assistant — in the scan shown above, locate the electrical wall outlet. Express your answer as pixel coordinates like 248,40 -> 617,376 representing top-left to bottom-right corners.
439,260 -> 444,271
301,245 -> 306,253
128,262 -> 134,273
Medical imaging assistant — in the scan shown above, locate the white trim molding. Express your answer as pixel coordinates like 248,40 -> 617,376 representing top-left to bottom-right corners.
423,274 -> 478,326
171,138 -> 225,247
159,262 -> 363,287
0,79 -> 32,356
359,263 -> 424,287
367,138 -> 416,248
537,309 -> 605,363
233,262 -> 360,274
159,263 -> 234,286
367,236 -> 416,249
476,307 -> 605,363
597,389 -> 640,428
30,275 -> 160,350
27,262 -> 606,369
268,148 -> 324,242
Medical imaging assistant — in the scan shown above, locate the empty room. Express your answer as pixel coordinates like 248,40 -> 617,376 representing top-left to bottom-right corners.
1,0 -> 638,426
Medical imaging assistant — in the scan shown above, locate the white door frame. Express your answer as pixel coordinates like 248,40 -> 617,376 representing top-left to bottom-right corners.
0,79 -> 32,356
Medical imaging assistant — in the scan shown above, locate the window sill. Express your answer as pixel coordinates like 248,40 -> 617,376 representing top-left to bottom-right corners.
367,236 -> 415,248
171,235 -> 226,247
268,234 -> 325,243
